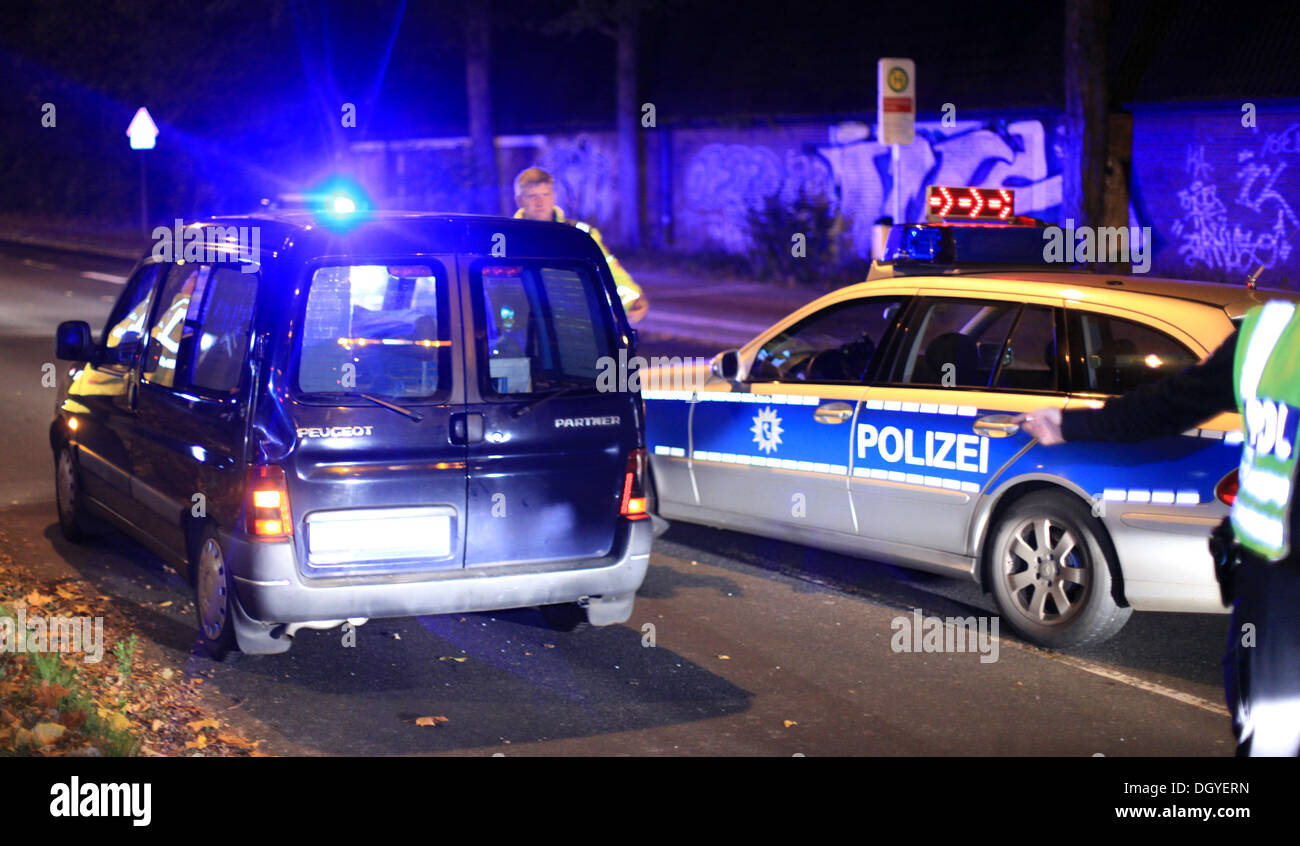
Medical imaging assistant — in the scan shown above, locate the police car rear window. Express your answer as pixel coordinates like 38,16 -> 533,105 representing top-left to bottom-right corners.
296,264 -> 452,399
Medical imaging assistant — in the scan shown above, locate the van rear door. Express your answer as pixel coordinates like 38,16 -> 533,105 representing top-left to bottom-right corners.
285,260 -> 468,577
462,258 -> 636,567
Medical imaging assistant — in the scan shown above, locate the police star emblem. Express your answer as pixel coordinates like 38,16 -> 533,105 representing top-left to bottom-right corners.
751,406 -> 784,454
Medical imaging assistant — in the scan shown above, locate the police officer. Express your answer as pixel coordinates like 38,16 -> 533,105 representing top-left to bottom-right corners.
513,167 -> 648,323
1018,300 -> 1300,756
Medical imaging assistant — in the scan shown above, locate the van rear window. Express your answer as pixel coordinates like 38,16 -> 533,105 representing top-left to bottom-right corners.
472,261 -> 616,396
296,264 -> 451,399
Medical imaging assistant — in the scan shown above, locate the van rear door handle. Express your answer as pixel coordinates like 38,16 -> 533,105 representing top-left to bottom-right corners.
449,412 -> 484,445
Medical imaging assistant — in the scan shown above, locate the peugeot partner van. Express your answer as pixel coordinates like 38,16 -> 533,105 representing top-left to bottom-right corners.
52,212 -> 651,657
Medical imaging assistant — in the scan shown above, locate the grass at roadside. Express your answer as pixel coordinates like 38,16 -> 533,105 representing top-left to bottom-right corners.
0,548 -> 266,757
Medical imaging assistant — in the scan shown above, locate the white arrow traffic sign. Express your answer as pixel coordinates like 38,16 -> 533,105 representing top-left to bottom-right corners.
126,107 -> 158,150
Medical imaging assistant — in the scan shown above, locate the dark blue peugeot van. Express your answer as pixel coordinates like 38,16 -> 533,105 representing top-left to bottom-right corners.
51,212 -> 652,657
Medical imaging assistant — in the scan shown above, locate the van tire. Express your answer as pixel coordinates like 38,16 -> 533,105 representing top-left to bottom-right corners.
987,491 -> 1131,649
194,527 -> 238,660
55,445 -> 97,543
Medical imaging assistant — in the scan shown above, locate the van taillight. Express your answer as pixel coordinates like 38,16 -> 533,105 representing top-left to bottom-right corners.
620,448 -> 649,520
246,465 -> 292,537
1216,469 -> 1239,505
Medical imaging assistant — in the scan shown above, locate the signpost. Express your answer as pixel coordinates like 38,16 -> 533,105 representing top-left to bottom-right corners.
126,107 -> 158,233
877,59 -> 915,227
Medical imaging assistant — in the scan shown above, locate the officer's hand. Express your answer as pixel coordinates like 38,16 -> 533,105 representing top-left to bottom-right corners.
626,296 -> 648,324
1015,407 -> 1065,445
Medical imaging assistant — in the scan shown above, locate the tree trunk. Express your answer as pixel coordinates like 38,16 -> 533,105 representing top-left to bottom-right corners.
1063,0 -> 1109,243
466,1 -> 500,215
615,12 -> 641,248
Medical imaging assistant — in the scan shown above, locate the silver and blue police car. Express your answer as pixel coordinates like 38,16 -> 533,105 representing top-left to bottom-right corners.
643,192 -> 1299,648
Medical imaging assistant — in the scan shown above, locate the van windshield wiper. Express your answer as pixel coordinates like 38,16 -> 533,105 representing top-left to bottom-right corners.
511,383 -> 585,419
357,392 -> 423,422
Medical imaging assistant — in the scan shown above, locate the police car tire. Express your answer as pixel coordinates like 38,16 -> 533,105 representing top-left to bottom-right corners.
987,491 -> 1131,649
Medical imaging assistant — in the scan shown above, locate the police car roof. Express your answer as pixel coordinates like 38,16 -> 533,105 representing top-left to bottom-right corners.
868,265 -> 1300,321
199,210 -> 605,261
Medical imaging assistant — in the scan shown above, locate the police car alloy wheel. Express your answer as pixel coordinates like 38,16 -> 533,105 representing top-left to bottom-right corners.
987,491 -> 1131,649
55,446 -> 94,543
195,530 -> 237,660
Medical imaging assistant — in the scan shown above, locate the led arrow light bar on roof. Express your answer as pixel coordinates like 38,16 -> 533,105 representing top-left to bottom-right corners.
926,186 -> 1014,222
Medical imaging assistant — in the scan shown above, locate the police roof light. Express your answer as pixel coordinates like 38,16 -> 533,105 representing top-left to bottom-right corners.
926,186 -> 1014,222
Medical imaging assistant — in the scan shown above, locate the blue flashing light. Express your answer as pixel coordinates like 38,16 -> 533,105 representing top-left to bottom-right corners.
303,176 -> 372,233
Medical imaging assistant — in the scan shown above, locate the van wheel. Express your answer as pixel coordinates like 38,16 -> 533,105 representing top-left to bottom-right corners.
987,491 -> 1131,649
194,528 -> 237,660
55,446 -> 96,543
539,602 -> 589,632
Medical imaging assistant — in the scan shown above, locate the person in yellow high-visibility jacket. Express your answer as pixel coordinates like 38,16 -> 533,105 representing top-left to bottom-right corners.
513,167 -> 647,323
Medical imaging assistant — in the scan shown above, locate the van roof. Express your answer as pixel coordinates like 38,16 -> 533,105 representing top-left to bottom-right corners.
198,211 -> 608,262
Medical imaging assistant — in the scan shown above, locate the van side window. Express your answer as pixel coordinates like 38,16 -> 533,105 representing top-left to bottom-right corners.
101,263 -> 164,358
142,264 -> 210,388
1071,312 -> 1198,395
189,267 -> 257,394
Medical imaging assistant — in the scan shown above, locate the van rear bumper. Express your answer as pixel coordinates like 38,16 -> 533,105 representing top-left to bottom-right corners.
223,518 -> 653,624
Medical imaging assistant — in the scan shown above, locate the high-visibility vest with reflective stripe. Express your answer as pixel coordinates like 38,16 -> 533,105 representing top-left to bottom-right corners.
1232,300 -> 1300,561
513,207 -> 644,308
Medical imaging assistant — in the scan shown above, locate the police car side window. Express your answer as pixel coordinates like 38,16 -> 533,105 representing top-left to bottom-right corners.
1072,312 -> 1198,395
993,305 -> 1059,392
750,297 -> 903,384
890,298 -> 1018,388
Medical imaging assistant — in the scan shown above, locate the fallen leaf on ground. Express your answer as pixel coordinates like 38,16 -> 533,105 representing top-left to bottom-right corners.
783,720 -> 797,728
184,733 -> 208,750
158,601 -> 172,608
55,584 -> 80,600
33,683 -> 71,710
717,655 -> 731,660
415,716 -> 450,727
32,722 -> 66,745
438,656 -> 467,663
216,733 -> 258,748
186,718 -> 220,732
24,589 -> 54,607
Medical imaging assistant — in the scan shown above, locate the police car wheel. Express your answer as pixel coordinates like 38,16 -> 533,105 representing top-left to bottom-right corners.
55,445 -> 96,543
194,528 -> 238,660
988,491 -> 1131,649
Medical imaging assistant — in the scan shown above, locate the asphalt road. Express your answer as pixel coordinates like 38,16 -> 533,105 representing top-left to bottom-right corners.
0,242 -> 1236,756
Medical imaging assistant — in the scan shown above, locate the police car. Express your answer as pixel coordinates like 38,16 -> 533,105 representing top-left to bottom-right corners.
643,188 -> 1300,648
51,209 -> 651,657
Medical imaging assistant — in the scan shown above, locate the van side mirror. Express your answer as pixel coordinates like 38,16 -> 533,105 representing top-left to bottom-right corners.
55,321 -> 94,361
711,349 -> 742,382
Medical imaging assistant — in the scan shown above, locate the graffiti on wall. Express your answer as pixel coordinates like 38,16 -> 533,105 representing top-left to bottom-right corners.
678,119 -> 1063,256
538,134 -> 614,224
1171,129 -> 1299,275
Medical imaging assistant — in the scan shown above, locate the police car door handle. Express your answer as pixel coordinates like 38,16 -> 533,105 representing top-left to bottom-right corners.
973,414 -> 1020,438
813,402 -> 854,424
